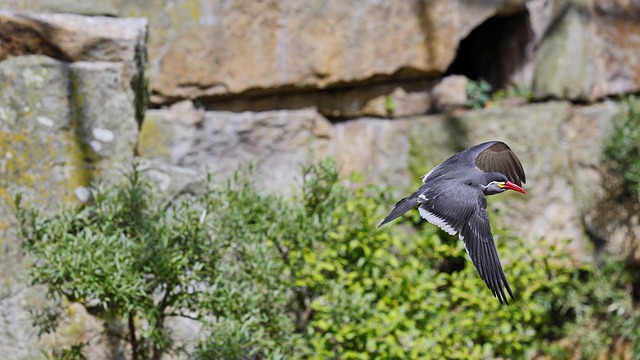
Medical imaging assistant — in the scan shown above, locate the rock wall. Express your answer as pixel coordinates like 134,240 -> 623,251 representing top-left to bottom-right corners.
138,100 -> 622,260
1,0 -> 640,358
0,11 -> 147,359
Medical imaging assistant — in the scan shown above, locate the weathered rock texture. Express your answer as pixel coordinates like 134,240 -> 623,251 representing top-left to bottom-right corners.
0,9 -> 147,203
0,11 -> 147,359
2,0 -> 640,358
137,101 -> 629,262
6,1 -> 640,112
87,0 -> 640,111
119,0 -> 521,100
532,0 -> 640,100
568,101 -> 640,261
0,10 -> 148,121
106,0 -> 538,117
139,103 -> 330,191
0,55 -> 72,360
2,0 -> 118,15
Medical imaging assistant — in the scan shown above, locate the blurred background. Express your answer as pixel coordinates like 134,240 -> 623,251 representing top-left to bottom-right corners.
1,0 -> 640,359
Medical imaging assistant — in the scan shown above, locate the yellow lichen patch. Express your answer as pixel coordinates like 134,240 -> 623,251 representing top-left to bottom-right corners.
0,129 -> 51,246
185,0 -> 202,21
172,0 -> 202,26
0,127 -> 93,208
62,131 -> 94,204
0,131 -> 39,194
137,113 -> 172,159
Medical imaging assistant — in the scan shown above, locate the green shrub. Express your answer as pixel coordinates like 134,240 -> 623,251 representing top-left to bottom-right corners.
15,158 -> 640,359
548,257 -> 640,359
279,161 -> 639,360
16,162 -> 302,360
604,95 -> 640,196
299,202 -> 585,359
192,165 -> 304,359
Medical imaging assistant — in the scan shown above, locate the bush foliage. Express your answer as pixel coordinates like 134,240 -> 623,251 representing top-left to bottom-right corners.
604,95 -> 640,197
16,159 -> 640,359
17,163 -> 301,360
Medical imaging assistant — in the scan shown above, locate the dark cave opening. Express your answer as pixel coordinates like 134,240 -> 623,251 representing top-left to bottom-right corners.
445,8 -> 534,92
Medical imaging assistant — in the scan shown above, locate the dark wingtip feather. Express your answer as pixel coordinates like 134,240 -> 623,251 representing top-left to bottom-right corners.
378,196 -> 418,228
495,275 -> 515,305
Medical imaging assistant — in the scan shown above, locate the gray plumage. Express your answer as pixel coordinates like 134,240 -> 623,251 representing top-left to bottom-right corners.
379,141 -> 526,304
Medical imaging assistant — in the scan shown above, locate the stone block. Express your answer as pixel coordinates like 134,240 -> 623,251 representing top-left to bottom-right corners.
70,61 -> 139,181
109,0 -> 522,101
0,11 -> 147,358
532,0 -> 640,100
139,106 -> 328,191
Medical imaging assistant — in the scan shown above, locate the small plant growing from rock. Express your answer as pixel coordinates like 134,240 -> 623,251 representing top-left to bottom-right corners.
489,83 -> 533,108
384,94 -> 396,117
464,79 -> 492,110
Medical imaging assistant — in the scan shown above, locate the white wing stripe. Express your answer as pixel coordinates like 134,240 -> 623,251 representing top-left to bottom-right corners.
421,165 -> 440,183
418,207 -> 457,236
459,233 -> 469,256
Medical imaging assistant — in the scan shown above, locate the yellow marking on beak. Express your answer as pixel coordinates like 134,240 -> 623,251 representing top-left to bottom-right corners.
497,182 -> 505,188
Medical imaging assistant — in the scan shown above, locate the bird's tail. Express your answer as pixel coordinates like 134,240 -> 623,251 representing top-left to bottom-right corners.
378,195 -> 419,228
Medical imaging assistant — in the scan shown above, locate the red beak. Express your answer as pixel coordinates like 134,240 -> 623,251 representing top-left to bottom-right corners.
504,181 -> 526,194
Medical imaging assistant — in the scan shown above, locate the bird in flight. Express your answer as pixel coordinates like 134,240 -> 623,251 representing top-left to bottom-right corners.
379,141 -> 526,304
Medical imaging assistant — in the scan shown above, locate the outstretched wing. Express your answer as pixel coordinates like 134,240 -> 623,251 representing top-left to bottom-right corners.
417,181 -> 515,304
457,196 -> 514,304
475,142 -> 526,187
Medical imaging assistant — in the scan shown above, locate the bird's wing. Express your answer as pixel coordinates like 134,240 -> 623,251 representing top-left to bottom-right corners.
458,196 -> 514,304
417,185 -> 472,236
417,182 -> 514,304
474,142 -> 526,186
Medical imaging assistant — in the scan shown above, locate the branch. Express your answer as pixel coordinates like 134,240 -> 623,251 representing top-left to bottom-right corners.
128,311 -> 139,360
165,312 -> 201,321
